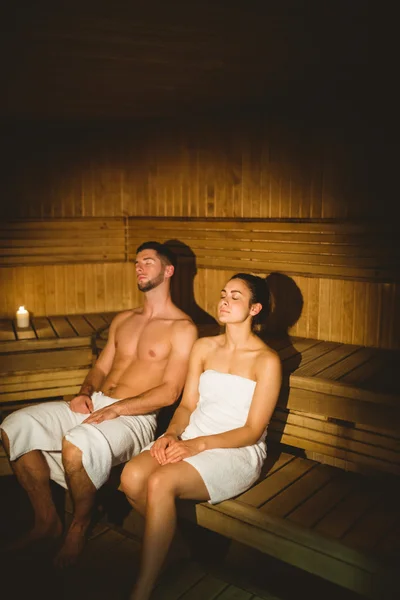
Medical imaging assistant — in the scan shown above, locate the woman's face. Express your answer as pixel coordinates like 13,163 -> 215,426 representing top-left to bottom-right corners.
218,278 -> 255,325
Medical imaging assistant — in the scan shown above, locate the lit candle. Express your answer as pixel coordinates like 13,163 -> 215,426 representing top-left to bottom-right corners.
16,306 -> 30,328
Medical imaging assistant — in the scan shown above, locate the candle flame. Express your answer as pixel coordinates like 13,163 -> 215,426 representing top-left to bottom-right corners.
18,306 -> 26,313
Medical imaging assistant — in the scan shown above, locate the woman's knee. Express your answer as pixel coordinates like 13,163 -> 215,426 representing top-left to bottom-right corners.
120,460 -> 149,498
147,469 -> 177,501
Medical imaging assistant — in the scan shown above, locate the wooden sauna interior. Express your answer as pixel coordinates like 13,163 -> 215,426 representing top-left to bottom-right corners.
1,3 -> 399,600
1,2 -> 391,349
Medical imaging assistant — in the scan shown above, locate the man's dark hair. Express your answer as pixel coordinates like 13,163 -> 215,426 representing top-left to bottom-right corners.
136,241 -> 177,269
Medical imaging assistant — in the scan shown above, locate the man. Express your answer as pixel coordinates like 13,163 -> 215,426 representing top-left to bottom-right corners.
0,241 -> 197,567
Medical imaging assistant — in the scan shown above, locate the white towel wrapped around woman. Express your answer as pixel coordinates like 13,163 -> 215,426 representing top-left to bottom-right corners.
143,369 -> 267,504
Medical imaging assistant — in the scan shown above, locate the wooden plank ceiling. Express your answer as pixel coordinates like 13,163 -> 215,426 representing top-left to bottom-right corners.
0,1 -> 368,121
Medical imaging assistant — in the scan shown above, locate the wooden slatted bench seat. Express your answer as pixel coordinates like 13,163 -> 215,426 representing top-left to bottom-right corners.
181,448 -> 400,600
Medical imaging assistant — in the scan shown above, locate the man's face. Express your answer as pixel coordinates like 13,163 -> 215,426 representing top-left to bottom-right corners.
135,249 -> 166,292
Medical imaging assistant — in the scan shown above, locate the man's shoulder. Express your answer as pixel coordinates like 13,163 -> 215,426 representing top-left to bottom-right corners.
112,308 -> 139,324
170,316 -> 197,337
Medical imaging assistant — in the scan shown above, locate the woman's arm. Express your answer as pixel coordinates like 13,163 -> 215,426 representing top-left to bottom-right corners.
150,337 -> 209,465
164,350 -> 282,463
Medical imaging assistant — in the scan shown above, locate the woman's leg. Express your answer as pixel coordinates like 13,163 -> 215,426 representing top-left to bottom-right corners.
131,461 -> 210,600
120,450 -> 160,516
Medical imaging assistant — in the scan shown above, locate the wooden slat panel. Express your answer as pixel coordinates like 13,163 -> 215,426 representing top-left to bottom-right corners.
0,218 -> 126,265
281,387 -> 400,431
151,560 -> 206,600
130,236 -> 398,260
4,219 -> 124,230
294,344 -> 360,377
238,452 -> 297,506
129,219 -> 394,235
0,319 -> 16,341
14,321 -> 36,340
272,408 -> 400,456
213,586 -> 252,600
196,501 -> 380,598
67,315 -> 96,336
31,316 -> 56,339
284,341 -> 339,374
48,316 -> 78,338
342,491 -> 400,552
315,482 -> 383,539
0,254 -> 125,266
178,574 -> 228,600
317,347 -> 377,380
288,470 -> 359,527
0,383 -> 86,403
269,418 -> 400,476
100,311 -> 118,325
260,463 -> 338,517
0,368 -> 89,390
374,519 -> 400,558
240,457 -> 317,509
0,336 -> 92,354
278,337 -> 321,361
339,352 -> 387,385
0,347 -> 92,374
84,314 -> 108,331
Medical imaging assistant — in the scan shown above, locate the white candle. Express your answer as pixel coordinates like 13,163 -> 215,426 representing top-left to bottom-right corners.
16,306 -> 30,328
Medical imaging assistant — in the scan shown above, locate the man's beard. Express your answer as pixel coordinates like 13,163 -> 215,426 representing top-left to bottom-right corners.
137,268 -> 165,293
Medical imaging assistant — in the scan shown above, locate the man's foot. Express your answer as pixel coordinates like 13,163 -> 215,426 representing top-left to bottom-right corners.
53,522 -> 88,569
1,516 -> 63,554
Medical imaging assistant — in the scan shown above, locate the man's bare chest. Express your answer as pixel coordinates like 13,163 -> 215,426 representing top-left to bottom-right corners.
115,319 -> 173,363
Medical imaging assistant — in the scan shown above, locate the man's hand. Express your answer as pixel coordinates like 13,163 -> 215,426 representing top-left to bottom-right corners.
150,434 -> 179,465
82,405 -> 120,424
163,438 -> 205,464
69,394 -> 94,414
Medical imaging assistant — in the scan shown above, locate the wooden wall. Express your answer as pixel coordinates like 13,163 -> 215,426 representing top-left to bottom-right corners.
0,113 -> 397,349
2,115 -> 374,220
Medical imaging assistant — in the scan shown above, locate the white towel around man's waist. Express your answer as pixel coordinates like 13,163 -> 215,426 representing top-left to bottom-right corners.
1,392 -> 157,489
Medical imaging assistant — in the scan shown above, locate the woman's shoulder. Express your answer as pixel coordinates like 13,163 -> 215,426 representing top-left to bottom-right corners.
254,344 -> 282,378
194,334 -> 224,351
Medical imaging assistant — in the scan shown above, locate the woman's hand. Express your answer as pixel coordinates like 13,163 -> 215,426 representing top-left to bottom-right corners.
150,434 -> 179,465
163,438 -> 206,464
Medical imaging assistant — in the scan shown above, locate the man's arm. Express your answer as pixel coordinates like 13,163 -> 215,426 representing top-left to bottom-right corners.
83,319 -> 198,423
69,311 -> 131,413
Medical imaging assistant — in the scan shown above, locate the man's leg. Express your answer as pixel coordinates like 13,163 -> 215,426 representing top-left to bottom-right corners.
0,430 -> 62,550
54,410 -> 157,567
53,439 -> 97,568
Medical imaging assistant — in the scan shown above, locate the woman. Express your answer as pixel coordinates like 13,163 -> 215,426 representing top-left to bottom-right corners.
120,273 -> 282,600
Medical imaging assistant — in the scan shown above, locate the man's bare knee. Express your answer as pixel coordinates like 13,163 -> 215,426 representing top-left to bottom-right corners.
0,428 -> 10,456
61,438 -> 83,471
